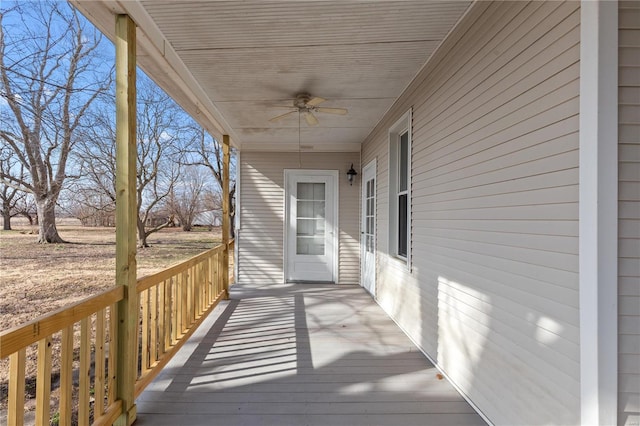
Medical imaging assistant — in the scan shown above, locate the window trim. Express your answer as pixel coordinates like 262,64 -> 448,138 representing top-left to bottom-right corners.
388,109 -> 412,269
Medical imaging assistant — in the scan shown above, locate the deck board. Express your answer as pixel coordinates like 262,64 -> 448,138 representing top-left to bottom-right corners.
136,284 -> 487,425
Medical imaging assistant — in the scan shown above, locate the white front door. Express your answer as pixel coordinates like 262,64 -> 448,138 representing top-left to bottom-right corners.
285,170 -> 338,283
361,160 -> 376,295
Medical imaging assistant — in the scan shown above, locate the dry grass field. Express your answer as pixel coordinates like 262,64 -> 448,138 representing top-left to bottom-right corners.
0,218 -> 221,331
0,218 -> 222,421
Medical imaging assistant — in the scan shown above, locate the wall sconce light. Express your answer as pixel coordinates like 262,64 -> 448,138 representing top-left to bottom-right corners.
346,164 -> 358,186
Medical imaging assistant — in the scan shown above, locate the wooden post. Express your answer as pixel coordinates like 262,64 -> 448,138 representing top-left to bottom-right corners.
222,135 -> 231,298
114,14 -> 137,426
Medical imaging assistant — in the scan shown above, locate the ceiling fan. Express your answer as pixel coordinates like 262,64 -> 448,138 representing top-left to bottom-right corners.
268,93 -> 348,126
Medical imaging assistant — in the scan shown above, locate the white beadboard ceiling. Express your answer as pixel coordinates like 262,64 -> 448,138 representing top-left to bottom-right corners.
71,0 -> 471,151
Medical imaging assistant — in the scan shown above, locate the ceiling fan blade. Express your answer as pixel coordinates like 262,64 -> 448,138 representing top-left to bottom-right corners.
303,111 -> 319,126
306,96 -> 326,107
316,107 -> 348,115
269,110 -> 297,122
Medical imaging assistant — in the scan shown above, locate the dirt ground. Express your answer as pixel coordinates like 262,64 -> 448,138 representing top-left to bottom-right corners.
0,218 -> 221,421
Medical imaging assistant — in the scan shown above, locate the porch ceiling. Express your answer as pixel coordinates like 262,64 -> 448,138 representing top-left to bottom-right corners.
71,1 -> 471,151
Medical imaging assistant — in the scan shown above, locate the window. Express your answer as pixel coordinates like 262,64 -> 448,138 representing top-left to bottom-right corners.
388,110 -> 411,265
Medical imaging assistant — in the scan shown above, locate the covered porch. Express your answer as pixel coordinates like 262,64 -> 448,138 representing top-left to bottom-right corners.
2,0 -> 633,425
135,283 -> 485,426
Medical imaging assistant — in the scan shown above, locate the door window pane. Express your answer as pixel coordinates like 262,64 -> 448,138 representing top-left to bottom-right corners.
313,183 -> 325,200
297,182 -> 326,255
297,237 -> 324,255
297,200 -> 313,218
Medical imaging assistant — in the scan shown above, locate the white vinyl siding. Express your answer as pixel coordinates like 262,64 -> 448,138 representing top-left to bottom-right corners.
238,152 -> 360,285
361,2 -> 580,425
619,2 -> 640,425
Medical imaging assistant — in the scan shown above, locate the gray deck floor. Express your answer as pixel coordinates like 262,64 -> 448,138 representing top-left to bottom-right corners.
135,284 -> 486,426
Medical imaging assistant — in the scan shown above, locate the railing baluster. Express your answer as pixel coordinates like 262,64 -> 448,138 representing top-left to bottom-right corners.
192,266 -> 197,321
150,285 -> 158,366
199,262 -> 204,315
108,303 -> 118,406
200,260 -> 209,312
35,337 -> 52,426
8,348 -> 25,426
95,309 -> 106,418
200,261 -> 205,314
141,289 -> 150,373
186,269 -> 193,326
158,280 -> 165,356
171,276 -> 178,345
218,251 -> 223,296
79,317 -> 91,425
60,325 -> 74,426
181,271 -> 188,333
203,259 -> 209,307
193,265 -> 199,318
202,261 -> 207,312
164,280 -> 171,351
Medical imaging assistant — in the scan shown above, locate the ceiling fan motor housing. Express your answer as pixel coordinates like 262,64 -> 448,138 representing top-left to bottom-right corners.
294,93 -> 313,109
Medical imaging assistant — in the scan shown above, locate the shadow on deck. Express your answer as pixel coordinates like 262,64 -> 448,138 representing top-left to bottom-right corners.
135,284 -> 486,426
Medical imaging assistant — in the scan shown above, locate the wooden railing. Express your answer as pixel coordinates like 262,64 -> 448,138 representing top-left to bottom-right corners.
134,242 -> 231,396
0,241 -> 234,426
1,288 -> 124,426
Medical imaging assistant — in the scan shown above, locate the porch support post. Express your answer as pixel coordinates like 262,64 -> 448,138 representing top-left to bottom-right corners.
222,134 -> 231,298
579,1 -> 618,425
114,14 -> 138,426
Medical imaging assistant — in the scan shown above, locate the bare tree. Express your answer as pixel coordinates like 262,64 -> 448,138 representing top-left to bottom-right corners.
13,191 -> 37,225
77,74 -> 185,247
167,166 -> 206,232
184,127 -> 236,237
0,2 -> 111,242
62,184 -> 115,227
0,148 -> 26,230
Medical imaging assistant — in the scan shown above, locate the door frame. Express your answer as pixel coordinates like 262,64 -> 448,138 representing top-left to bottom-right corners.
361,159 -> 376,295
284,169 -> 339,283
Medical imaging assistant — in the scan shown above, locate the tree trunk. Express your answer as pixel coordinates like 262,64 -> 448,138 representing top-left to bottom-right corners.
36,197 -> 64,243
2,204 -> 11,230
137,218 -> 149,248
22,211 -> 34,225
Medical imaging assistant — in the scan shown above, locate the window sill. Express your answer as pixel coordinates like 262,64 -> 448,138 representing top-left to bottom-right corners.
387,253 -> 410,272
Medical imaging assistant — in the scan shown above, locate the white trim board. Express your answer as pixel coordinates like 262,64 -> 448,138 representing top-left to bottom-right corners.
579,1 -> 618,425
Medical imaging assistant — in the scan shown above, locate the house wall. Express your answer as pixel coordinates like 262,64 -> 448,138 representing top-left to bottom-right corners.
361,1 -> 581,424
619,2 -> 640,425
238,151 -> 360,285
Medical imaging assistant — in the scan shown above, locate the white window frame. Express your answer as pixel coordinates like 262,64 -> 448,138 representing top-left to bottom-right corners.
388,109 -> 412,269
